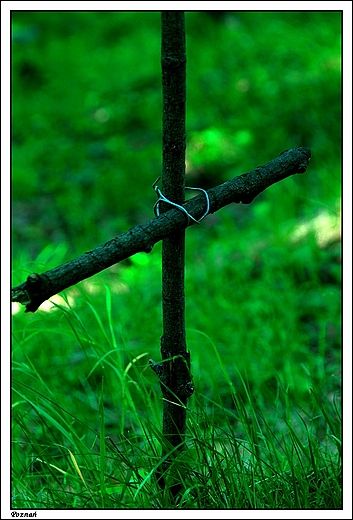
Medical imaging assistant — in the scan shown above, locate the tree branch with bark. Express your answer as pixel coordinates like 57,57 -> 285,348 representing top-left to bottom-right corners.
11,146 -> 311,314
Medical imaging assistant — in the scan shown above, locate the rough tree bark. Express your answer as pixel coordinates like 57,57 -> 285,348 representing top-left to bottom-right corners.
148,11 -> 191,493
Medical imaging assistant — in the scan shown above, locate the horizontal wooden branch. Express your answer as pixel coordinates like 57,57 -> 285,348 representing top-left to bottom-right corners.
12,147 -> 311,312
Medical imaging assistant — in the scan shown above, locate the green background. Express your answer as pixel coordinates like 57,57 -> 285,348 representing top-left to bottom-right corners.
12,11 -> 341,254
11,11 -> 341,508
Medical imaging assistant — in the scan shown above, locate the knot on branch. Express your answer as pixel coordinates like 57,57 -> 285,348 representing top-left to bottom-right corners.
176,381 -> 194,398
149,355 -> 194,399
12,273 -> 47,312
27,273 -> 41,285
149,359 -> 167,384
162,55 -> 185,68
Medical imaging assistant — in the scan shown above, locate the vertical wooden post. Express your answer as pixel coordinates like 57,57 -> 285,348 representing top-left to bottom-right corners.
150,11 -> 194,495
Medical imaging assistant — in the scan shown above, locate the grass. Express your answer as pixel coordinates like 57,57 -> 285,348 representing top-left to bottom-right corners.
11,206 -> 341,509
11,355 -> 342,509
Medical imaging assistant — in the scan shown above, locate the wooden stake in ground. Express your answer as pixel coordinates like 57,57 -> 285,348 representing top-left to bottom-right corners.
149,11 -> 192,493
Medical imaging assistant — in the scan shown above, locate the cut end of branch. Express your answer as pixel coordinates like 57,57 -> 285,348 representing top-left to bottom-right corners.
12,273 -> 47,313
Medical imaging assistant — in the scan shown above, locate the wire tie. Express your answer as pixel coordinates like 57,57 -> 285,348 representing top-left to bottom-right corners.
152,177 -> 210,225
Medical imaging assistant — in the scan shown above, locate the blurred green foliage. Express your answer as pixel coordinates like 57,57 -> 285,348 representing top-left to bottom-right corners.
12,11 -> 341,255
